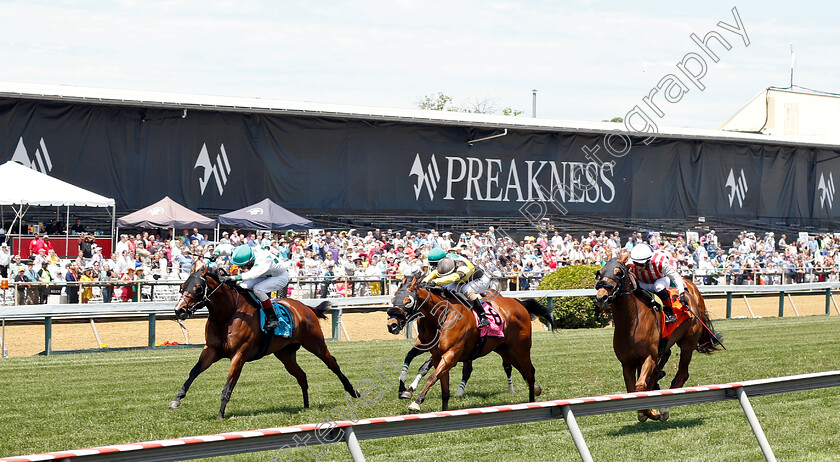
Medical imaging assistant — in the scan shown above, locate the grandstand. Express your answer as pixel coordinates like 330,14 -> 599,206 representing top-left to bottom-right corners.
2,82 -> 840,244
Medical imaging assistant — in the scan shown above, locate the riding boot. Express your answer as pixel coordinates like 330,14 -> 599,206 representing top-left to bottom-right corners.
656,290 -> 678,324
261,298 -> 282,330
472,299 -> 490,328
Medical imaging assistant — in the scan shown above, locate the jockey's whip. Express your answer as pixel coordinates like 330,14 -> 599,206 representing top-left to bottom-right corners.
684,303 -> 726,350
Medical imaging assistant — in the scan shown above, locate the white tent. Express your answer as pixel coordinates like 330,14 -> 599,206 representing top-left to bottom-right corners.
0,161 -> 116,256
0,161 -> 115,207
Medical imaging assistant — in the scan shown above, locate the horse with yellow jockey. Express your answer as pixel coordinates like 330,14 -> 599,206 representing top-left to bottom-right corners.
423,248 -> 492,328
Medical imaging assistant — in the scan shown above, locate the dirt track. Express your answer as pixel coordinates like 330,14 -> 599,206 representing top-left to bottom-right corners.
1,293 -> 836,357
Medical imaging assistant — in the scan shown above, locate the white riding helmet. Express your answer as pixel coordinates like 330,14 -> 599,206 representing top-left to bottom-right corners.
630,244 -> 654,264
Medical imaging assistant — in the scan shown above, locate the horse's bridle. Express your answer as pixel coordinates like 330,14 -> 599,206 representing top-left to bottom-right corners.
177,272 -> 228,319
595,260 -> 636,305
387,279 -> 426,333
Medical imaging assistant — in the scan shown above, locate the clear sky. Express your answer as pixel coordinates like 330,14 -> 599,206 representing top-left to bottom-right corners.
1,0 -> 837,128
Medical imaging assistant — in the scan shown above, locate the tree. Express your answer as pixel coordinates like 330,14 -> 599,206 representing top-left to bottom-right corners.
416,92 -> 459,112
417,92 -> 522,116
602,117 -> 623,123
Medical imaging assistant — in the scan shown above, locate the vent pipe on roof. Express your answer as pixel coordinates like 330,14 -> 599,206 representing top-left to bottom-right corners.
532,89 -> 537,118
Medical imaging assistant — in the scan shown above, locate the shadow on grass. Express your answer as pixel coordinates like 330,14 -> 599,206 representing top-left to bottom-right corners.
608,417 -> 704,436
227,402 -> 333,418
456,390 -> 516,400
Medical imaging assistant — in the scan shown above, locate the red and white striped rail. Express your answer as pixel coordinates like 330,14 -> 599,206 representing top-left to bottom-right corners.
3,371 -> 838,462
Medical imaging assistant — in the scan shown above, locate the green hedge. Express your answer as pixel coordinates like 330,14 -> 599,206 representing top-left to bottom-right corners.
538,264 -> 611,329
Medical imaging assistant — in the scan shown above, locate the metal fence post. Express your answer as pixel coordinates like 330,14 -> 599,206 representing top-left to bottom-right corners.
331,308 -> 340,341
148,313 -> 156,348
778,291 -> 785,317
44,316 -> 52,356
561,405 -> 593,462
344,426 -> 366,462
736,387 -> 777,462
826,287 -> 832,315
547,297 -> 554,331
726,291 -> 732,319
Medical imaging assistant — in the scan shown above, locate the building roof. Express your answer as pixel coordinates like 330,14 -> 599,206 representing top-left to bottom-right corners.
718,86 -> 840,144
1,82 -> 839,149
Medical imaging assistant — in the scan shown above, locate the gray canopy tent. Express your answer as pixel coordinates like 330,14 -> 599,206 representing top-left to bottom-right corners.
116,196 -> 215,242
217,198 -> 313,231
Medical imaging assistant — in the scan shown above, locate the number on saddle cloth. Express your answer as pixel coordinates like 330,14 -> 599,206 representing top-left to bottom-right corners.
474,304 -> 505,338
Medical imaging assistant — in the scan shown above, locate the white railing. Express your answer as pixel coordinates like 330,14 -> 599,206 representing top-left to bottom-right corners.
1,371 -> 837,462
2,282 -> 839,357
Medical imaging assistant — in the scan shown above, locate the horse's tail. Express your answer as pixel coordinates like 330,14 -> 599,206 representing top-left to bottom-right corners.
520,298 -> 555,329
696,308 -> 724,354
308,300 -> 331,320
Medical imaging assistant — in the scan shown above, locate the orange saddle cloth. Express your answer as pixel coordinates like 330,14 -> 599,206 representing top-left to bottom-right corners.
661,289 -> 693,339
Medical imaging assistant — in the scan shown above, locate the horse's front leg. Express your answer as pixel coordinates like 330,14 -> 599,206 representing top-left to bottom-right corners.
408,350 -> 457,412
218,352 -> 247,420
440,368 -> 451,411
170,346 -> 220,410
399,347 -> 423,399
635,356 -> 662,422
405,357 -> 434,400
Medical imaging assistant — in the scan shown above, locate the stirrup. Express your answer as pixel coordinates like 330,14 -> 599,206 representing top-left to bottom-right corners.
477,317 -> 490,328
264,318 -> 282,330
664,311 -> 677,324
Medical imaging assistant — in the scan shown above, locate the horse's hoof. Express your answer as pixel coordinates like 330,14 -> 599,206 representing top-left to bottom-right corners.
637,411 -> 648,422
169,400 -> 181,410
508,385 -> 515,394
350,388 -> 361,399
399,391 -> 413,400
216,414 -> 225,421
534,385 -> 542,397
407,402 -> 421,412
455,389 -> 465,398
659,408 -> 670,422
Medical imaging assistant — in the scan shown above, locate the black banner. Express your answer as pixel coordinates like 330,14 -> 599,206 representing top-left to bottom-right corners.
0,98 -> 838,221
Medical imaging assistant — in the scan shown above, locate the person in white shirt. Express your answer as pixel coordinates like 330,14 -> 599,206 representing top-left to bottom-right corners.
0,242 -> 11,278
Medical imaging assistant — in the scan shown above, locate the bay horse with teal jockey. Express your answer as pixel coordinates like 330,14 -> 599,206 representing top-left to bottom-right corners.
171,267 -> 360,419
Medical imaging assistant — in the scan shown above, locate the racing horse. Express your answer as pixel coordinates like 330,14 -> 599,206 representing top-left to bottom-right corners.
387,274 -> 553,412
170,267 -> 360,419
595,251 -> 722,422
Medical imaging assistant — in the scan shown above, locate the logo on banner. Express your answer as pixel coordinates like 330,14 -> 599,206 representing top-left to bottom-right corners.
149,207 -> 165,216
725,168 -> 748,207
11,137 -> 53,173
409,154 -> 441,200
247,207 -> 264,215
194,143 -> 232,196
818,172 -> 835,209
407,153 -> 615,204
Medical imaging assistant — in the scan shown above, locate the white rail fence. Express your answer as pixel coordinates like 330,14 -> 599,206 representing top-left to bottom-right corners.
2,282 -> 839,356
2,371 -> 837,462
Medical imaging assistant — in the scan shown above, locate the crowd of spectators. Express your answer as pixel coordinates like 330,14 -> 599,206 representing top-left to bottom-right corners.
2,224 -> 840,305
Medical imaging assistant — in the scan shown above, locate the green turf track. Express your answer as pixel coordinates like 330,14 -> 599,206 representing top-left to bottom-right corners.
1,316 -> 839,461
